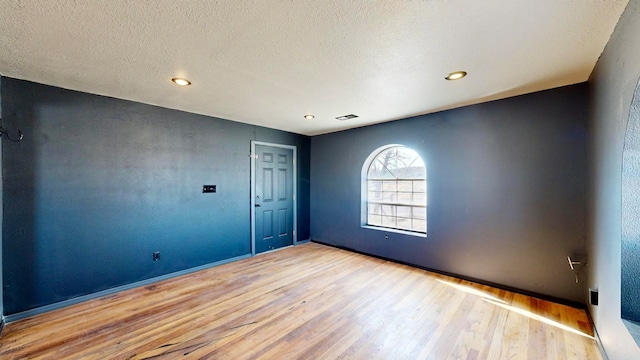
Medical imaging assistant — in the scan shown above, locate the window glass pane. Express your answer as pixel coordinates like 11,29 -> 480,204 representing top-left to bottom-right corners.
412,207 -> 426,220
398,181 -> 413,191
413,180 -> 426,193
368,204 -> 382,215
382,215 -> 396,227
368,180 -> 383,191
368,191 -> 382,202
382,192 -> 397,202
380,205 -> 395,216
368,158 -> 395,179
368,214 -> 382,226
412,219 -> 426,232
413,192 -> 426,205
367,147 -> 425,180
397,218 -> 412,230
397,206 -> 411,218
397,192 -> 412,204
382,181 -> 397,191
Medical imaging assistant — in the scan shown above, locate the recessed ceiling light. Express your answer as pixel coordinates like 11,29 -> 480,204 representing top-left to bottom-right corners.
304,114 -> 315,120
171,78 -> 191,86
445,71 -> 467,80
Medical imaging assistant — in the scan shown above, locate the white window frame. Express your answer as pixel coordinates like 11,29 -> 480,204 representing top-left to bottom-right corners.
361,144 -> 427,238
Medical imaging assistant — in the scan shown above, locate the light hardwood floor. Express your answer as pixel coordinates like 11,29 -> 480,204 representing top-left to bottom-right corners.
0,242 -> 601,359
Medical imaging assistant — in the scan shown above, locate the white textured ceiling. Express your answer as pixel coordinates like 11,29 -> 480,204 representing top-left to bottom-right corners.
0,0 -> 629,135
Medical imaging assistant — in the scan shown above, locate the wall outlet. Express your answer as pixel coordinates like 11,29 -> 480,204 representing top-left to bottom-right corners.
202,185 -> 216,193
152,251 -> 160,261
589,288 -> 599,306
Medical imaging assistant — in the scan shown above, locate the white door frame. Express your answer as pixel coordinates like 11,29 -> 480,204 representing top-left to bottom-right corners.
250,141 -> 297,256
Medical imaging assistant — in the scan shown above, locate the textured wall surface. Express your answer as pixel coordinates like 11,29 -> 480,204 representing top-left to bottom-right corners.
1,78 -> 310,316
311,84 -> 588,303
622,80 -> 640,323
588,0 -> 640,358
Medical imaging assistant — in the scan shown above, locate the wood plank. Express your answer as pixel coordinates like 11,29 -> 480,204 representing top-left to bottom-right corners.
0,242 -> 602,359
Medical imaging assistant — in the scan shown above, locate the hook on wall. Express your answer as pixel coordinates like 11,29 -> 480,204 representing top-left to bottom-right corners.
0,127 -> 23,142
568,255 -> 587,283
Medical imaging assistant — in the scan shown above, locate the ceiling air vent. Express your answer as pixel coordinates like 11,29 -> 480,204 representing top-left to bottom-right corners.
336,114 -> 359,121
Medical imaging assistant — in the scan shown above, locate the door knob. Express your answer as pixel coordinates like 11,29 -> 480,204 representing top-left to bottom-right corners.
255,204 -> 261,207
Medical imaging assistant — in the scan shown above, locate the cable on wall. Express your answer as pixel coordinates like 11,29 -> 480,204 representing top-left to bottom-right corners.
0,118 -> 23,142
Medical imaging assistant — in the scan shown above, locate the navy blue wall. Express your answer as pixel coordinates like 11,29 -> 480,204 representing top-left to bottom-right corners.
311,84 -> 588,303
0,75 -> 4,320
1,77 -> 310,315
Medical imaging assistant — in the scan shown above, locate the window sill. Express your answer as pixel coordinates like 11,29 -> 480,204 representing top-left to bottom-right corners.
361,225 -> 427,238
622,319 -> 640,348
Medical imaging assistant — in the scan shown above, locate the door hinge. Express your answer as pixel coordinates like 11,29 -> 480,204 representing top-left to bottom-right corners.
249,154 -> 258,159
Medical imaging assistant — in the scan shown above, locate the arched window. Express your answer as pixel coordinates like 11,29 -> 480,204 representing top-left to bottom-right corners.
363,145 -> 427,234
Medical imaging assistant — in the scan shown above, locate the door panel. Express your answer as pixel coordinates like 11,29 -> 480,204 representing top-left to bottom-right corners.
263,210 -> 273,239
278,209 -> 287,235
263,168 -> 273,201
255,145 -> 294,253
278,169 -> 287,200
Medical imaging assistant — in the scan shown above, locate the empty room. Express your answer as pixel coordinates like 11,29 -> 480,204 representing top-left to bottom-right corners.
0,1 -> 639,359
